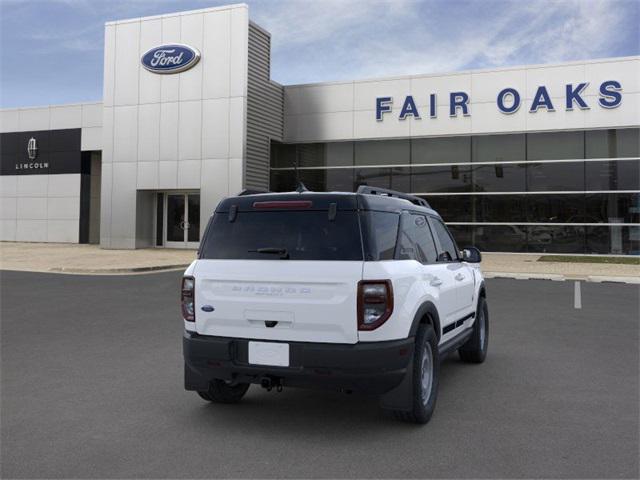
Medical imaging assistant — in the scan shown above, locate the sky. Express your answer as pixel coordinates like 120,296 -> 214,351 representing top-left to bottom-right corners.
0,0 -> 638,108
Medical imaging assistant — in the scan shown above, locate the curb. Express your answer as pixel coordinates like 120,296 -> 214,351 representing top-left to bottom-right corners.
484,271 -> 640,284
48,264 -> 190,274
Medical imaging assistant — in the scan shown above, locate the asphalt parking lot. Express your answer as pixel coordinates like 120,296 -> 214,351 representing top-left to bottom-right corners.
1,270 -> 638,479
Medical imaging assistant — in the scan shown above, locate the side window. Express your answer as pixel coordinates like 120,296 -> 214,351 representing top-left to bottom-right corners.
396,213 -> 438,263
430,218 -> 460,262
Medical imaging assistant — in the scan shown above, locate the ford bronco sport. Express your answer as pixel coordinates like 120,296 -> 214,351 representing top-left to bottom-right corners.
182,186 -> 488,424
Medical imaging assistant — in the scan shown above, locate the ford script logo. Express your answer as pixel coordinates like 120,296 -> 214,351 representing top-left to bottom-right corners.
141,44 -> 200,74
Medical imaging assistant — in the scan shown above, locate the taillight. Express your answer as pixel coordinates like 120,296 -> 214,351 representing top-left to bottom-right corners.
357,280 -> 393,330
181,276 -> 195,322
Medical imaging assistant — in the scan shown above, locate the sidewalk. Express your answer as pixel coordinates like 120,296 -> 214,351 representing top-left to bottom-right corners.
0,242 -> 638,282
0,242 -> 195,274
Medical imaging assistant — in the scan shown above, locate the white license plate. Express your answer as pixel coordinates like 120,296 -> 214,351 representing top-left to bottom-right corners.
248,341 -> 290,367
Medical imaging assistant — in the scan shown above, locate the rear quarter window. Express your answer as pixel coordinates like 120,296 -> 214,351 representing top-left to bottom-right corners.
361,211 -> 400,261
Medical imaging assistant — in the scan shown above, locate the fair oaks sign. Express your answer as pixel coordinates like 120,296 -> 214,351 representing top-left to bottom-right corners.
141,44 -> 201,74
376,80 -> 623,121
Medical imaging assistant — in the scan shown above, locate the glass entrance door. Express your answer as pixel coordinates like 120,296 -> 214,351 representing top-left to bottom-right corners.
164,193 -> 200,248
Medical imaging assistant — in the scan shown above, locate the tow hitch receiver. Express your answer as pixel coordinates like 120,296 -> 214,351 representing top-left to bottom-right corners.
260,376 -> 283,392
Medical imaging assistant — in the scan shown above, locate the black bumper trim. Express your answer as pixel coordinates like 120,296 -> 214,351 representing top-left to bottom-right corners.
183,332 -> 414,394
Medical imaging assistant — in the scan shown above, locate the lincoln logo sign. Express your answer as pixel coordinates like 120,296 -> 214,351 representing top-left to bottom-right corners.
141,44 -> 201,74
376,80 -> 622,120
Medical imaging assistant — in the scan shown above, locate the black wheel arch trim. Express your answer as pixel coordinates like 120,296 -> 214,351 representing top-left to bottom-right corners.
408,301 -> 442,341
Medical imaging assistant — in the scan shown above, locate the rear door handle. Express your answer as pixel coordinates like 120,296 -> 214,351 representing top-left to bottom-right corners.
455,273 -> 465,281
430,277 -> 443,287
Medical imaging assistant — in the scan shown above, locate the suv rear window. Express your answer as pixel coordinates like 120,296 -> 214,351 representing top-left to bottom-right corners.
199,211 -> 363,261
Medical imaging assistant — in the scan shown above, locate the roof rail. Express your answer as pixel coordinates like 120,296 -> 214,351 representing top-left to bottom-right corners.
356,185 -> 431,208
238,189 -> 270,196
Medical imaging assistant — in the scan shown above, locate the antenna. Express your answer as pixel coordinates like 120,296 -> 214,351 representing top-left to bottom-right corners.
295,182 -> 309,193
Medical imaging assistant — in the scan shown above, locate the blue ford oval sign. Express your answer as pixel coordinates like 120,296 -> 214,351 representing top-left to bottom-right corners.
141,44 -> 200,74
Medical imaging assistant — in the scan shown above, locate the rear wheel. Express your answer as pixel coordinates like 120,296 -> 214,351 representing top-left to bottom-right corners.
459,296 -> 489,363
197,380 -> 250,404
391,323 -> 439,424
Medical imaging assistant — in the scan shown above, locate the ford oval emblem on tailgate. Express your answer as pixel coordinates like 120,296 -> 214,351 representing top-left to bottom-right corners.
201,305 -> 215,312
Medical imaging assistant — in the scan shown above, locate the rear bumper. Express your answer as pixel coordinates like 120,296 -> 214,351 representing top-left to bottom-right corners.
183,331 -> 414,394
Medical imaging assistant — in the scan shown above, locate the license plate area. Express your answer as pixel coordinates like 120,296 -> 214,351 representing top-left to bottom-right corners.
248,341 -> 290,367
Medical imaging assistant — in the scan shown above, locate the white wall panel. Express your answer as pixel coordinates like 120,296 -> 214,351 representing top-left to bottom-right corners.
227,157 -> 243,195
159,102 -> 179,161
137,161 -> 158,189
17,197 -> 47,219
18,108 -> 49,131
228,96 -> 245,158
137,103 -> 161,161
48,174 -> 80,197
17,175 -> 48,197
202,98 -> 230,159
411,74 -> 472,108
114,21 -> 141,106
81,103 -> 103,127
103,25 -> 116,107
160,16 -> 181,103
525,64 -> 585,101
109,161 -> 137,248
0,109 -> 19,132
178,100 -> 202,160
179,14 -> 204,102
50,105 -> 82,129
177,159 -> 201,188
0,220 -> 17,241
200,158 -> 228,232
158,161 -> 178,189
229,7 -> 248,98
138,18 -> 162,105
472,69 -> 526,104
285,83 -> 353,115
47,197 -> 80,220
354,78 -> 411,112
47,220 -> 79,243
586,59 -> 640,94
0,176 -> 17,197
16,220 -> 47,242
81,126 -> 103,151
113,106 -> 138,162
202,9 -> 231,99
0,197 -> 17,219
584,91 -> 640,128
101,107 -> 114,163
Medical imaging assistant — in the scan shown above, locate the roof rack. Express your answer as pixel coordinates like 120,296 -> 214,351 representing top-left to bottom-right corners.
356,185 -> 431,208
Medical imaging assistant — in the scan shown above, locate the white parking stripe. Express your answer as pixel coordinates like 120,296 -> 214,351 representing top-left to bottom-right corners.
574,281 -> 582,309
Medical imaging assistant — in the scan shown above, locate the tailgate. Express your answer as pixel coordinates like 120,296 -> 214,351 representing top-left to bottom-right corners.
194,260 -> 363,344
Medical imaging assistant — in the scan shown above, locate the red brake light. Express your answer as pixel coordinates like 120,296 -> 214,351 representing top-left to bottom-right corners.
252,200 -> 312,209
357,280 -> 393,331
181,276 -> 195,322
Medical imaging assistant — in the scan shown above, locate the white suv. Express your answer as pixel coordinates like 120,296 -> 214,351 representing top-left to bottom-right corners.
182,186 -> 488,424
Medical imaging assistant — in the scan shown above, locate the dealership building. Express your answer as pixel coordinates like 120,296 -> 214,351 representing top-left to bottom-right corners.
1,3 -> 638,254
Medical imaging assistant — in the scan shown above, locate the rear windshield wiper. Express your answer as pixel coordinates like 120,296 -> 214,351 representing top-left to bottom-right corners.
248,247 -> 290,259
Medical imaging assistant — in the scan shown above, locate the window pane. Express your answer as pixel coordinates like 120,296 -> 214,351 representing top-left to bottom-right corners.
411,165 -> 473,193
296,144 -> 326,167
200,211 -> 363,261
527,131 -> 584,160
362,211 -> 399,261
354,167 -> 410,192
585,128 -> 640,158
270,142 -> 296,168
397,214 -> 437,263
475,194 -> 528,222
326,168 -> 354,192
326,142 -> 354,166
585,160 -> 640,191
586,226 -> 640,255
472,225 -> 528,252
447,225 -> 473,249
354,139 -> 409,166
422,195 -> 473,222
526,194 -> 585,222
526,226 -> 585,253
270,170 -> 296,192
430,218 -> 459,261
472,163 -> 526,192
412,136 -> 470,164
527,161 -> 585,191
585,192 -> 640,224
472,134 -> 525,162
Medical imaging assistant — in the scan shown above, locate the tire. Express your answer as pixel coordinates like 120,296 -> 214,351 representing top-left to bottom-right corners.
459,296 -> 489,363
391,323 -> 440,424
197,380 -> 250,404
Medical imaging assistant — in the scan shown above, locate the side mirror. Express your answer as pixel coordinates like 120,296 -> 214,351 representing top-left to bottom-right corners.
461,246 -> 482,263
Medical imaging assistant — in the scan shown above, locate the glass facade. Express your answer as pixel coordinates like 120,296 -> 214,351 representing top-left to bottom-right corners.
270,128 -> 640,255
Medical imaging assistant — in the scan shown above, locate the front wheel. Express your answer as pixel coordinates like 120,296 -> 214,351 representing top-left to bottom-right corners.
197,380 -> 250,404
459,296 -> 489,363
